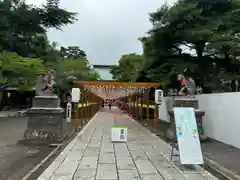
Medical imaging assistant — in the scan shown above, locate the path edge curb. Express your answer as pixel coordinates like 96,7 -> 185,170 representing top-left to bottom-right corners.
204,156 -> 240,180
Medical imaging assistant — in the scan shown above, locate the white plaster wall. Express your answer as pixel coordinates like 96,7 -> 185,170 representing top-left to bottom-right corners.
196,93 -> 240,149
94,68 -> 113,80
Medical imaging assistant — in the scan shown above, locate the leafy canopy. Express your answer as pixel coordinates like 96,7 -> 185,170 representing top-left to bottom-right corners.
55,59 -> 100,92
0,0 -> 99,92
136,0 -> 240,92
0,0 -> 77,57
110,53 -> 144,82
0,52 -> 44,90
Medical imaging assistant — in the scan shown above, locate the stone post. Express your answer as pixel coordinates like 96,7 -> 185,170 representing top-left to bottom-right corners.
19,95 -> 68,145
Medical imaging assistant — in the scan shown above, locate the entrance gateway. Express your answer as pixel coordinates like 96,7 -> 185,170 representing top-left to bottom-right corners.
73,80 -> 204,168
73,80 -> 161,142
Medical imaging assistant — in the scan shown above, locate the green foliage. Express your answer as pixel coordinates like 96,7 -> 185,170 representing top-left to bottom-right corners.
0,0 -> 77,57
0,0 -> 97,94
110,53 -> 144,82
55,59 -> 100,92
60,46 -> 87,60
135,0 -> 240,93
0,51 -> 44,90
42,41 -> 62,68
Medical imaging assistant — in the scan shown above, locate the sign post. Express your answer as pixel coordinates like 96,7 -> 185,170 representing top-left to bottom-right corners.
66,102 -> 72,122
173,107 -> 203,165
154,89 -> 163,104
71,88 -> 81,133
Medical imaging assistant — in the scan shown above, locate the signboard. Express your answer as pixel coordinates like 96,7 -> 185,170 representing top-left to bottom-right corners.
111,127 -> 127,142
71,88 -> 81,103
155,89 -> 163,104
173,107 -> 203,165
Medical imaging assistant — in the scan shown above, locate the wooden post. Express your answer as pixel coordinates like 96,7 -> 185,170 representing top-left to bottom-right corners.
136,93 -> 139,120
128,95 -> 132,117
140,88 -> 143,122
154,104 -> 159,131
134,94 -> 137,118
85,87 -> 88,122
89,93 -> 93,118
79,86 -> 83,128
131,94 -> 135,118
146,88 -> 150,127
154,87 -> 159,131
83,87 -> 86,126
74,103 -> 79,133
86,90 -> 89,120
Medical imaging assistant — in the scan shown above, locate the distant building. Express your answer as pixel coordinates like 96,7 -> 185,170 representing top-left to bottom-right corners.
92,65 -> 116,80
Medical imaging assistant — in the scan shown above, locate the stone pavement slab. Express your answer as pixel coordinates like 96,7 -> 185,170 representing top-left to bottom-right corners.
96,163 -> 118,179
37,107 -> 220,180
99,152 -> 115,164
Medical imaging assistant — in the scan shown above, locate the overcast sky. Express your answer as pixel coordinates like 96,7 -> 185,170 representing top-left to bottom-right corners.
26,0 -> 176,65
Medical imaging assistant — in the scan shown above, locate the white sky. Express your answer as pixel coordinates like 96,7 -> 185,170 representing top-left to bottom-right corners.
25,0 -> 176,65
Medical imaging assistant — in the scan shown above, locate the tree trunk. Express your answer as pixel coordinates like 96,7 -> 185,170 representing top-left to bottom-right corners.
201,85 -> 212,94
231,80 -> 237,92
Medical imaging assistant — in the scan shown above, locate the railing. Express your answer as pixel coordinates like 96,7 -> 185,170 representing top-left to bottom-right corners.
73,89 -> 102,132
77,102 -> 101,127
118,92 -> 159,132
73,81 -> 161,133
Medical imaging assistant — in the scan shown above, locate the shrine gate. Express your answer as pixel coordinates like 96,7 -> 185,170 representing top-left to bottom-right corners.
73,81 -> 161,132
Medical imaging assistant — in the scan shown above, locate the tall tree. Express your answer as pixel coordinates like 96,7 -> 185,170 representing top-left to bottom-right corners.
60,46 -> 87,60
0,51 -> 44,90
43,41 -> 62,68
137,0 -> 240,93
55,59 -> 100,93
110,53 -> 144,82
0,0 -> 77,57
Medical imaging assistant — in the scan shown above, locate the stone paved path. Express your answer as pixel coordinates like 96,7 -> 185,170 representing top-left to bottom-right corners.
37,108 -> 219,180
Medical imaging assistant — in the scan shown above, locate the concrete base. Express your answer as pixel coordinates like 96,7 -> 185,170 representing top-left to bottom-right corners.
20,96 -> 69,145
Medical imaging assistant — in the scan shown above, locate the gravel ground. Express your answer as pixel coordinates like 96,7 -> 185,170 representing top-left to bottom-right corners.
0,116 -> 54,180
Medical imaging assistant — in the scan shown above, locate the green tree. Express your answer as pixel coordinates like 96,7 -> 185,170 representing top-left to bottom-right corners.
0,0 -> 77,57
43,41 -> 62,68
110,53 -> 144,82
137,0 -> 240,93
60,46 -> 87,60
0,0 -> 103,99
0,51 -> 44,90
55,59 -> 100,93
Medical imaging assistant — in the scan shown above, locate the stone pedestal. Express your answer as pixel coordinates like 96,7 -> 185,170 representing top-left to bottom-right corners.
173,98 -> 198,109
168,110 -> 206,141
166,97 -> 208,142
20,96 -> 68,145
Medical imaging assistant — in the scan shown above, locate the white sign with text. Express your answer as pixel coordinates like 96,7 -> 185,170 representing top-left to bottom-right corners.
111,127 -> 127,142
173,107 -> 203,165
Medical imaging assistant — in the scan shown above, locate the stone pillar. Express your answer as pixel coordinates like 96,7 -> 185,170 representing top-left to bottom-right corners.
19,96 -> 68,145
